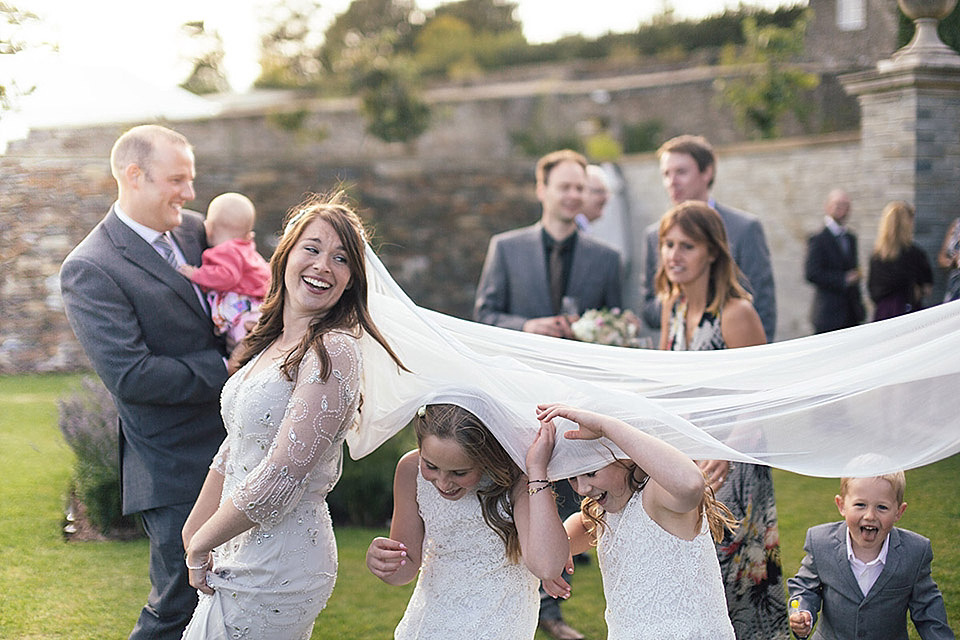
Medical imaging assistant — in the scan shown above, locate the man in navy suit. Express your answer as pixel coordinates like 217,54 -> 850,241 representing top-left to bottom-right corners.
60,125 -> 228,640
804,188 -> 865,333
474,149 -> 622,640
641,134 -> 777,342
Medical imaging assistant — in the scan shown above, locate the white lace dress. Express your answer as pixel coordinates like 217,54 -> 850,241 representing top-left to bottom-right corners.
394,468 -> 539,640
597,489 -> 735,640
182,332 -> 362,640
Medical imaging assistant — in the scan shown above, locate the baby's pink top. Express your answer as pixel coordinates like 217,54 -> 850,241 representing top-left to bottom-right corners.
190,238 -> 270,298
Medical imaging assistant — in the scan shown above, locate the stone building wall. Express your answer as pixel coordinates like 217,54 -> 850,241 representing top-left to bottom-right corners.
1,58 -> 953,373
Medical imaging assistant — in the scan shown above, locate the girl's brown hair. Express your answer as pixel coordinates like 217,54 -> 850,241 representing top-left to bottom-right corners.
415,403 -> 524,563
237,191 -> 405,380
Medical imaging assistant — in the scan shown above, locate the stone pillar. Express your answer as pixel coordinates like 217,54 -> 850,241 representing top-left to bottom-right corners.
840,0 -> 960,302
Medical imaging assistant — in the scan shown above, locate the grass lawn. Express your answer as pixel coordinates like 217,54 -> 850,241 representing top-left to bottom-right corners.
1,373 -> 956,639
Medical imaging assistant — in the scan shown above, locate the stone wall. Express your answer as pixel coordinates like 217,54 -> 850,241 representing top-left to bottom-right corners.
1,61 -> 953,373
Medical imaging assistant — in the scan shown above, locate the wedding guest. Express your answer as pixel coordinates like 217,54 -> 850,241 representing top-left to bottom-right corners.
178,192 -> 270,354
867,201 -> 933,321
787,472 -> 953,640
655,201 -> 789,639
180,193 -> 406,639
473,149 -> 622,639
575,164 -> 610,232
936,216 -> 960,303
538,403 -> 737,640
642,134 -> 776,341
365,398 -> 569,639
60,124 -> 228,640
804,188 -> 865,333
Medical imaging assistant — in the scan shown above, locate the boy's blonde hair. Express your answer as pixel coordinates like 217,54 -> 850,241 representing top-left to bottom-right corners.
840,471 -> 906,505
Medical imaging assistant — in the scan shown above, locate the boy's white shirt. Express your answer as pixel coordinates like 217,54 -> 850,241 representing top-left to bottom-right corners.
845,525 -> 891,597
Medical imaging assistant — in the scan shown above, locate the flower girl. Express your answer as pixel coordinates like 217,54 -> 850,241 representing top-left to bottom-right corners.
366,401 -> 569,639
538,403 -> 738,640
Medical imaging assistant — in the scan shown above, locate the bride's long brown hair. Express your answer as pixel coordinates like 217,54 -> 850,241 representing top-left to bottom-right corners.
236,191 -> 406,380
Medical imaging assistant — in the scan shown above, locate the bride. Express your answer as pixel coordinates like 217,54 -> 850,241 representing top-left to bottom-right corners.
180,193 -> 404,639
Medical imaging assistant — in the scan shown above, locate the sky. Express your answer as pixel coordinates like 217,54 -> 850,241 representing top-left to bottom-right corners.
1,0 -> 796,144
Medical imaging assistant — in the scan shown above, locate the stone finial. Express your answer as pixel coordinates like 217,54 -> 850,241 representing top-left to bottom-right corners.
879,0 -> 960,70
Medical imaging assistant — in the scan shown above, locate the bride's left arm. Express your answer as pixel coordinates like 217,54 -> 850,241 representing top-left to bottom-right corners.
185,333 -> 361,562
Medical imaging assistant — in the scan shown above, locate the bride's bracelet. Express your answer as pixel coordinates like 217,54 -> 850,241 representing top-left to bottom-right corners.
184,554 -> 210,571
526,479 -> 549,484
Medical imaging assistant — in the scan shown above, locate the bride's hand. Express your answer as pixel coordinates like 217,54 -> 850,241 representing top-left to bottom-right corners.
186,550 -> 215,595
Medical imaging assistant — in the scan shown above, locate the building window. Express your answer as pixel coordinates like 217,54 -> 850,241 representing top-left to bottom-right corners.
837,0 -> 866,31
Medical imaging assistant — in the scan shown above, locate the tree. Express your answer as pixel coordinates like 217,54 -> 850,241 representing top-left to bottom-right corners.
179,21 -> 230,95
0,2 -> 45,113
320,0 -> 418,74
256,0 -> 325,89
430,0 -> 521,35
716,13 -> 820,139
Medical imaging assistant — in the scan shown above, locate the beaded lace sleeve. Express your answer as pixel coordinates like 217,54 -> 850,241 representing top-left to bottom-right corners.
229,332 -> 361,528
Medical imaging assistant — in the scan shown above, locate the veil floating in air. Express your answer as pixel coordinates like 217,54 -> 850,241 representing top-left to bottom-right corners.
349,244 -> 960,480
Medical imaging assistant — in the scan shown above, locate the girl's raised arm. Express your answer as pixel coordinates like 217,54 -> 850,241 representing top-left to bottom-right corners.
537,404 -> 704,518
366,450 -> 425,586
514,421 -> 570,581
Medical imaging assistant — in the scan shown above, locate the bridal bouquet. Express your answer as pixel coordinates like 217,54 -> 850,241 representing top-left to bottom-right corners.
570,308 -> 644,348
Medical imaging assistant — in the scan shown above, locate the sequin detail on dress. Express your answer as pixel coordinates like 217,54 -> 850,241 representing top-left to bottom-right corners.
183,332 -> 361,640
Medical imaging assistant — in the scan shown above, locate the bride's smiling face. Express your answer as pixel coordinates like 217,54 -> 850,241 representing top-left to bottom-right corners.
419,435 -> 483,501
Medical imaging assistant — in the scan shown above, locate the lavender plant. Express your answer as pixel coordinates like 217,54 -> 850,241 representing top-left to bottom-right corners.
57,376 -> 135,535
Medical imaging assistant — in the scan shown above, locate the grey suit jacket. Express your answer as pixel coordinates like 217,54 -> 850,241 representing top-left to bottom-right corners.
60,208 -> 228,514
804,226 -> 865,333
474,223 -> 623,330
642,202 -> 776,341
787,522 -> 954,640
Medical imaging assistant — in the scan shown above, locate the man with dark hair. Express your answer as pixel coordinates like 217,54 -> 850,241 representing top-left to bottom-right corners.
642,134 -> 777,342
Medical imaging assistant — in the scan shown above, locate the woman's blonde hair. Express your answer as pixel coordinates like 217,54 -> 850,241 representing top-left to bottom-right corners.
414,404 -> 524,563
873,201 -> 915,261
579,460 -> 739,544
654,201 -> 751,315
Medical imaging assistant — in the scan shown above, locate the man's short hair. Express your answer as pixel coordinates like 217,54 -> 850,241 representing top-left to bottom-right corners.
656,135 -> 716,187
536,149 -> 587,187
110,124 -> 192,180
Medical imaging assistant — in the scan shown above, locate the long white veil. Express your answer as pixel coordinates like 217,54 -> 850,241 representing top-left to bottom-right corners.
349,245 -> 960,480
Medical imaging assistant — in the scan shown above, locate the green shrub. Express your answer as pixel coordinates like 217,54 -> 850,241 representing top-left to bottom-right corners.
328,423 -> 417,527
622,120 -> 663,154
58,376 -> 138,534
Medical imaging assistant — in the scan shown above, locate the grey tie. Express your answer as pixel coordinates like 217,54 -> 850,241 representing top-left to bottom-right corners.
153,233 -> 179,268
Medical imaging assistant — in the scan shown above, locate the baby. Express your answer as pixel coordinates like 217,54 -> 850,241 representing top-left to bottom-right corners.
787,471 -> 953,639
179,193 -> 271,353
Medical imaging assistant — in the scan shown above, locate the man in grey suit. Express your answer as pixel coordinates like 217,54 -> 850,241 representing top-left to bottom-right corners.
60,125 -> 228,640
641,134 -> 777,342
474,149 -> 621,640
804,188 -> 865,333
474,149 -> 623,338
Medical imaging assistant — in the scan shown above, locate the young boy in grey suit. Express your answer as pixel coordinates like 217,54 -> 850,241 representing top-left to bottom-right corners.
787,471 -> 953,639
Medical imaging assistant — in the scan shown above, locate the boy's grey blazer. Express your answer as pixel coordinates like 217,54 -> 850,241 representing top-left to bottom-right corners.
473,223 -> 623,329
787,521 -> 954,640
641,202 -> 776,341
60,208 -> 228,515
